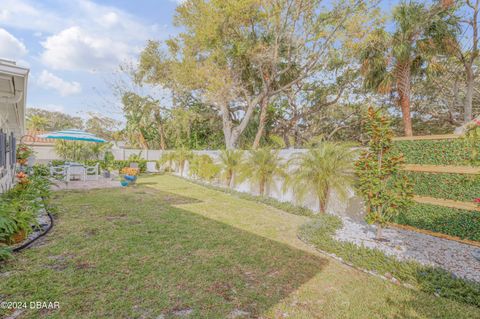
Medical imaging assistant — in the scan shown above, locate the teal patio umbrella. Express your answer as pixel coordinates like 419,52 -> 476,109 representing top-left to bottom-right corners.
39,129 -> 107,161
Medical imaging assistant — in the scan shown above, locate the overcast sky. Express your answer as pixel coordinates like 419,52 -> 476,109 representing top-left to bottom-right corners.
0,0 -> 398,120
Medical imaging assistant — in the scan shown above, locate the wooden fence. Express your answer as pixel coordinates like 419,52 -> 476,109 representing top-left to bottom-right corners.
393,133 -> 479,244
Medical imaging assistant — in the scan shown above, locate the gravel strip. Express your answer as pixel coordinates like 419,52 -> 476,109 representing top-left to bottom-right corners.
334,217 -> 480,283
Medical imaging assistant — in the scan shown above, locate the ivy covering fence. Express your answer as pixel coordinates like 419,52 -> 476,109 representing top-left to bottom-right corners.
392,136 -> 480,242
394,138 -> 480,165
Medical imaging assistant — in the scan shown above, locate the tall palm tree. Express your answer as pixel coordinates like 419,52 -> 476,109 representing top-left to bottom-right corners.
360,1 -> 452,136
240,148 -> 285,196
218,149 -> 243,188
287,143 -> 356,214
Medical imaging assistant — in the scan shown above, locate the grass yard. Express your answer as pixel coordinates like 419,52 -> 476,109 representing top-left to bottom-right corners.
1,175 -> 479,318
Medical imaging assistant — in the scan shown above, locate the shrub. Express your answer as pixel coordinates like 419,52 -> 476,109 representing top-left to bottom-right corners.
32,164 -> 50,177
189,155 -> 220,181
218,149 -> 243,188
158,152 -> 176,172
0,174 -> 53,255
356,107 -> 413,239
394,203 -> 480,242
16,144 -> 33,165
288,143 -> 356,213
240,148 -> 285,196
172,148 -> 193,177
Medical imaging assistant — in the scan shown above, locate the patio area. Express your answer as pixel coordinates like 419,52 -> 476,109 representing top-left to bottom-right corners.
50,176 -> 122,191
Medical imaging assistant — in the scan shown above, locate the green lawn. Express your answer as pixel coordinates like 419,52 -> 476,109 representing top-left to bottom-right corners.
1,175 -> 479,318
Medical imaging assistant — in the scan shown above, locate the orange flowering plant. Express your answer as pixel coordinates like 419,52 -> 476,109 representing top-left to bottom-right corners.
120,167 -> 139,176
16,144 -> 33,165
15,171 -> 30,185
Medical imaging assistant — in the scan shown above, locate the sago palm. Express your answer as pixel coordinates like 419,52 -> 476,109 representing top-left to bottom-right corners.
173,147 -> 193,177
218,149 -> 243,188
158,151 -> 176,172
288,143 -> 356,214
240,148 -> 285,196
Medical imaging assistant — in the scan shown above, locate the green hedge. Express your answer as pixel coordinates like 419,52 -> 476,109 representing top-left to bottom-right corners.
402,171 -> 480,202
393,139 -> 479,165
394,203 -> 480,242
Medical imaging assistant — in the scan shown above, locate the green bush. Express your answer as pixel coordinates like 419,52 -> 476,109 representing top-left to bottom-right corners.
393,139 -> 479,165
50,159 -> 148,173
0,174 -> 53,256
111,160 -> 147,173
394,203 -> 480,242
402,171 -> 480,202
32,164 -> 50,177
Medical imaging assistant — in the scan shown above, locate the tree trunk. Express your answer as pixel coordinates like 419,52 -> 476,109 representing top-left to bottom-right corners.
376,224 -> 383,240
228,171 -> 235,188
318,187 -> 329,213
180,161 -> 184,177
259,177 -> 265,196
154,109 -> 167,150
253,98 -> 269,149
465,67 -> 474,122
396,63 -> 413,137
318,199 -> 325,214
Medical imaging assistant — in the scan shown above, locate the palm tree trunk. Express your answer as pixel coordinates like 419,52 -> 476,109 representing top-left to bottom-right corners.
376,224 -> 383,240
318,187 -> 329,213
396,63 -> 413,137
180,161 -> 184,177
318,199 -> 325,214
228,170 -> 235,188
259,177 -> 265,196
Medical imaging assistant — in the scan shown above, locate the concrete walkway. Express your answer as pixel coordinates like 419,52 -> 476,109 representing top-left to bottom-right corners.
50,176 -> 122,191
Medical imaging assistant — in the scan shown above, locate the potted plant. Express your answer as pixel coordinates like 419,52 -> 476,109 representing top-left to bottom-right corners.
120,167 -> 139,185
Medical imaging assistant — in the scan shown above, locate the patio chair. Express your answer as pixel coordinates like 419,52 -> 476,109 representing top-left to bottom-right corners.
67,165 -> 86,182
84,163 -> 99,180
49,164 -> 68,181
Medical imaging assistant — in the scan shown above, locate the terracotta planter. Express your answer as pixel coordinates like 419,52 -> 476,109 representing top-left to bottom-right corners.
17,158 -> 28,165
9,229 -> 27,244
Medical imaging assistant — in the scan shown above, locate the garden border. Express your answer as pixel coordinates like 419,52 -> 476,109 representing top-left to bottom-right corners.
388,223 -> 480,248
11,198 -> 54,253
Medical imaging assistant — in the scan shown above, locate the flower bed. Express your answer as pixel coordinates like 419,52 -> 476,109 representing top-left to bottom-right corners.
0,170 -> 53,260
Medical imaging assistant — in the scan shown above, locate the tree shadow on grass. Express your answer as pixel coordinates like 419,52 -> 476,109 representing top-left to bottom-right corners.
1,186 -> 328,319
